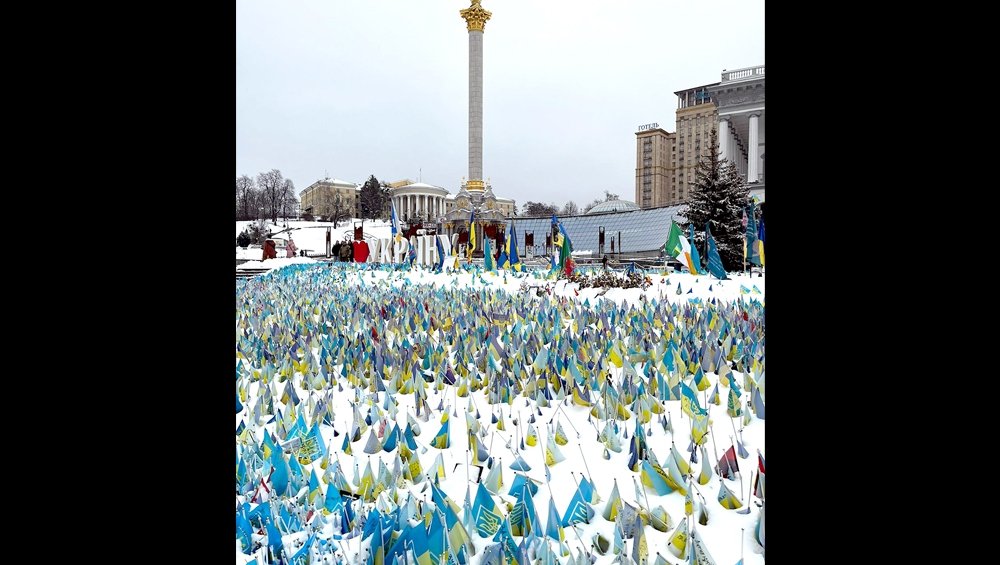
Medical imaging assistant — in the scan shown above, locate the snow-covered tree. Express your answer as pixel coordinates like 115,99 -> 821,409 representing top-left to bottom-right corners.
684,129 -> 749,271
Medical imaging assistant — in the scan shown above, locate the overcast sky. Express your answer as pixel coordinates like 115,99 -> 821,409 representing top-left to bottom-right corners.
236,0 -> 764,209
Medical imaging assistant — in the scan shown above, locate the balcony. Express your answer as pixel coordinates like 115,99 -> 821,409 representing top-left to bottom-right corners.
721,65 -> 765,84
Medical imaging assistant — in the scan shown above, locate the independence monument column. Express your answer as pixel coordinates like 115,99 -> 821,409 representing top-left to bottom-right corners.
460,0 -> 491,192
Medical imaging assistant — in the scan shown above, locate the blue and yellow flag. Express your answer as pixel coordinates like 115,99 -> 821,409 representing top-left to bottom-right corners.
468,210 -> 476,262
718,481 -> 743,510
508,224 -> 521,271
431,413 -> 450,449
545,496 -> 565,543
473,482 -> 503,537
432,481 -> 474,561
640,459 -> 675,496
498,230 -> 510,270
680,381 -> 707,418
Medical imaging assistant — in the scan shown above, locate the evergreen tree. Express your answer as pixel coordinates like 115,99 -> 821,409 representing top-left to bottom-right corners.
359,175 -> 383,221
684,129 -> 750,271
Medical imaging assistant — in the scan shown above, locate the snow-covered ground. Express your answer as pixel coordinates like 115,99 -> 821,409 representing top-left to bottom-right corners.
236,261 -> 764,564
237,219 -> 394,256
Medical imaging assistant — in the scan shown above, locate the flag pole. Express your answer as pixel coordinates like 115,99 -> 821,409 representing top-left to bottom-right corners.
576,444 -> 594,484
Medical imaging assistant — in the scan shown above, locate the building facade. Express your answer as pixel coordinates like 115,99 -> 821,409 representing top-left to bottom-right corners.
636,65 -> 765,208
390,182 -> 450,223
634,124 -> 675,208
707,65 -> 765,202
299,178 -> 361,218
673,84 -> 719,205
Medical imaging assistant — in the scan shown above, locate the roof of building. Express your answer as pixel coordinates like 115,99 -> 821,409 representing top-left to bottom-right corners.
587,199 -> 639,214
510,204 -> 686,255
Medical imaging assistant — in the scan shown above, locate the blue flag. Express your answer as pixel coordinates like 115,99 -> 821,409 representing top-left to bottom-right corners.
288,533 -> 316,565
436,235 -> 446,272
688,224 -> 703,274
236,505 -> 253,554
270,451 -> 289,496
745,203 -> 761,266
508,224 -> 521,270
705,222 -> 729,280
560,483 -> 596,526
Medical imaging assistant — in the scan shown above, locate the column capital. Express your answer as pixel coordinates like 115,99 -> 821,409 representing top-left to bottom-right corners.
748,112 -> 761,119
460,0 -> 492,32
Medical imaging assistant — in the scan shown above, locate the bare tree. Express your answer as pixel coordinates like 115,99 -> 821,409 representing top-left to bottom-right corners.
324,193 -> 349,227
522,201 -> 559,216
280,179 -> 297,221
256,169 -> 285,223
236,175 -> 257,220
562,200 -> 579,215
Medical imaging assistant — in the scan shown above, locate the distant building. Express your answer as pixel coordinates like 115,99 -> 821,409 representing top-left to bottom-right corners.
390,181 -> 449,223
634,125 -> 675,208
299,175 -> 516,224
673,83 -> 719,205
444,191 -> 516,218
299,178 -> 361,218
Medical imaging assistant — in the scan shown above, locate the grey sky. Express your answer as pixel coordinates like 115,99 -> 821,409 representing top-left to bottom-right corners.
236,0 -> 764,209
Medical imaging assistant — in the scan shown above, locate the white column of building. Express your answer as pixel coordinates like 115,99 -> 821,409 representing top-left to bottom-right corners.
737,133 -> 744,176
719,117 -> 730,163
748,114 -> 759,182
731,134 -> 738,173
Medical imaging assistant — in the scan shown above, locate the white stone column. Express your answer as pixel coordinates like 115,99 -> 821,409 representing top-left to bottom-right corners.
469,30 -> 484,181
748,113 -> 759,182
719,117 -> 730,163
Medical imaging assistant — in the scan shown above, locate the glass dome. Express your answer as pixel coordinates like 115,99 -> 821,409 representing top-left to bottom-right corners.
586,199 -> 640,214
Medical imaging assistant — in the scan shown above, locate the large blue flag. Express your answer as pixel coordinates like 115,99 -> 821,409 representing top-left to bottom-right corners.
688,224 -> 703,274
745,203 -> 761,266
705,222 -> 729,280
436,235 -> 446,272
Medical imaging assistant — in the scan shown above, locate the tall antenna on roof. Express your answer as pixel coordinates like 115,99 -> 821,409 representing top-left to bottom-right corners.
419,168 -> 422,182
